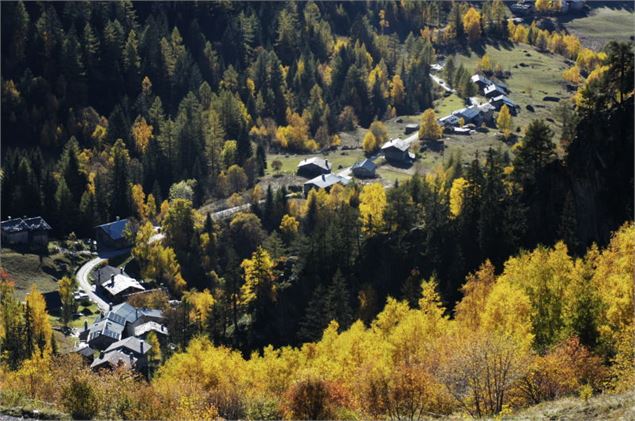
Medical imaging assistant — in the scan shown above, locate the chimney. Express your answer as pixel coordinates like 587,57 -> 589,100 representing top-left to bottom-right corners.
110,274 -> 115,286
321,174 -> 325,181
109,303 -> 112,311
135,309 -> 138,319
120,267 -> 123,274
140,341 -> 144,355
99,351 -> 104,359
84,320 -> 88,332
116,216 -> 120,221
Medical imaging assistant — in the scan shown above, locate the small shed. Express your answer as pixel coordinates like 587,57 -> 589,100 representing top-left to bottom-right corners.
404,123 -> 420,135
351,159 -> 377,179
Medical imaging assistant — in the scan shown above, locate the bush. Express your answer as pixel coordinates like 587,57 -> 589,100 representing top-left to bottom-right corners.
285,379 -> 336,420
62,376 -> 99,419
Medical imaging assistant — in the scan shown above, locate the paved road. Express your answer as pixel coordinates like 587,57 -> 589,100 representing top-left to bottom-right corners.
76,256 -> 110,313
430,74 -> 456,93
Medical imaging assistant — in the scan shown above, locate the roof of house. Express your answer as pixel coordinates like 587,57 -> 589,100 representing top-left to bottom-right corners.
133,321 -> 168,337
454,106 -> 481,120
1,217 -> 51,233
100,274 -> 145,297
305,173 -> 351,189
104,336 -> 151,355
88,303 -> 165,341
95,219 -> 129,241
76,345 -> 95,358
381,138 -> 410,152
352,159 -> 377,172
297,157 -> 330,171
89,318 -> 125,342
484,84 -> 507,96
91,350 -> 137,370
439,114 -> 460,124
490,95 -> 517,107
478,103 -> 496,112
471,74 -> 492,85
405,123 -> 420,129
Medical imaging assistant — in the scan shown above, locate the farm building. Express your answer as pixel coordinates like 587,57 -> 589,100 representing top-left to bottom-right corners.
381,138 -> 415,165
95,218 -> 133,250
297,157 -> 331,178
351,159 -> 377,179
490,95 -> 520,115
439,114 -> 461,128
0,216 -> 52,247
304,173 -> 351,196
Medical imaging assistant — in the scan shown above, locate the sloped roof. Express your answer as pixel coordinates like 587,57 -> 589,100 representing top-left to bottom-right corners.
95,219 -> 129,241
133,321 -> 168,337
104,336 -> 151,355
297,157 -> 330,171
101,274 -> 145,297
454,106 -> 481,120
89,318 -> 125,342
352,159 -> 377,172
91,350 -> 136,370
1,217 -> 51,233
471,74 -> 492,85
484,84 -> 507,96
490,95 -> 517,107
381,138 -> 410,152
305,173 -> 351,189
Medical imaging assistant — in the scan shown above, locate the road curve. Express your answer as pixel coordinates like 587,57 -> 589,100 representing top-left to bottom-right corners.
76,256 -> 109,313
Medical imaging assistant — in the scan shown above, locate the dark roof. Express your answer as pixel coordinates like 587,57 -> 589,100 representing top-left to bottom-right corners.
77,345 -> 95,358
104,336 -> 151,355
484,84 -> 507,96
95,219 -> 129,241
352,159 -> 377,172
91,350 -> 136,370
490,95 -> 517,107
455,107 -> 481,120
1,217 -> 51,233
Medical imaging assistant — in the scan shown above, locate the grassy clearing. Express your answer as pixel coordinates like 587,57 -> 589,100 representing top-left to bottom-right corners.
1,248 -> 64,300
510,390 -> 635,420
564,6 -> 635,50
266,148 -> 366,177
433,93 -> 466,117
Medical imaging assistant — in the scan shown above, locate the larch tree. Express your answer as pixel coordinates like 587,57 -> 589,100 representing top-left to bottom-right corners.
58,276 -> 77,328
359,183 -> 387,235
496,105 -> 513,140
419,108 -> 442,140
462,7 -> 482,44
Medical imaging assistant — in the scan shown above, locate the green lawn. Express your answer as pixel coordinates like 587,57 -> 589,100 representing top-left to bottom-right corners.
564,6 -> 635,50
433,93 -> 466,117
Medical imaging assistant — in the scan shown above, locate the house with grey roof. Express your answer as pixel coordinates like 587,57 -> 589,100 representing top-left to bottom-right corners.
91,350 -> 137,371
352,159 -> 377,179
470,74 -> 493,93
297,157 -> 331,178
95,218 -> 133,250
484,84 -> 508,99
489,95 -> 519,115
303,173 -> 351,196
96,273 -> 145,304
1,216 -> 51,247
381,138 -> 415,165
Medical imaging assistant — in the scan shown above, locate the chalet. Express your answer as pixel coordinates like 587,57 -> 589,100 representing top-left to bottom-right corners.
404,123 -> 420,135
297,157 -> 331,178
84,302 -> 166,350
490,95 -> 519,115
95,219 -> 133,250
351,159 -> 377,179
381,138 -> 415,165
96,272 -> 145,304
478,103 -> 496,124
1,216 -> 51,247
304,173 -> 351,196
454,106 -> 485,126
484,84 -> 508,99
470,74 -> 493,93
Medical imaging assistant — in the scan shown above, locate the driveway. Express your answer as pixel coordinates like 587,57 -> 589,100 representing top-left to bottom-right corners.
76,256 -> 109,314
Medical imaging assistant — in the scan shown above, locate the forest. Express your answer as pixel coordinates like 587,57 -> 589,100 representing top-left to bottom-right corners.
0,1 -> 633,419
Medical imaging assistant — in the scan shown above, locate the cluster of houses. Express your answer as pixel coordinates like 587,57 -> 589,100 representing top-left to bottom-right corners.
438,74 -> 519,133
297,156 -> 376,195
510,0 -> 584,15
1,216 -> 52,247
78,301 -> 167,373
